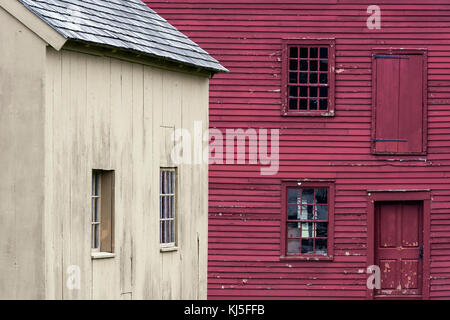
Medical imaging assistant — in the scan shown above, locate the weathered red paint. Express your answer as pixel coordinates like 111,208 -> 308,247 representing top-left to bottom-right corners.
146,0 -> 450,299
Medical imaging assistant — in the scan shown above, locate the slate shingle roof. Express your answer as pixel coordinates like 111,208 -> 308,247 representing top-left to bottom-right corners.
18,0 -> 227,73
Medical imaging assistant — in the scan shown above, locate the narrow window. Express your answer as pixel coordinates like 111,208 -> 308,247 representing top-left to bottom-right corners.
281,182 -> 334,259
372,49 -> 427,154
160,168 -> 177,247
282,39 -> 335,116
91,170 -> 114,253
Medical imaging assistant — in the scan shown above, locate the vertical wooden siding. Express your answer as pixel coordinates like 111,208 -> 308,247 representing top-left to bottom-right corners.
147,0 -> 450,299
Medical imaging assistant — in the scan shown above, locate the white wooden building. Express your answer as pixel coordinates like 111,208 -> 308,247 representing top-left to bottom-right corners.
0,0 -> 226,299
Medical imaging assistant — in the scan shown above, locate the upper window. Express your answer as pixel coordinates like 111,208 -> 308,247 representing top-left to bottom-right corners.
372,49 -> 427,155
160,168 -> 177,248
281,181 -> 334,260
91,170 -> 115,254
281,39 -> 335,116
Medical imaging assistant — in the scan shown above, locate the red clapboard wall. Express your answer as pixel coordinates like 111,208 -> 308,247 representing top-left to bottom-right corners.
146,0 -> 450,299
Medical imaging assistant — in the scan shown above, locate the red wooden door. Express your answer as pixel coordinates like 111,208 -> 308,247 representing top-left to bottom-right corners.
375,201 -> 423,299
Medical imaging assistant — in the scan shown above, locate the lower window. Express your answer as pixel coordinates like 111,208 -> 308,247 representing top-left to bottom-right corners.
281,181 -> 334,259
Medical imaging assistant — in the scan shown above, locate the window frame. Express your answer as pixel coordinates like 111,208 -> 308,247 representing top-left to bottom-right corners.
91,170 -> 115,257
371,48 -> 428,156
280,180 -> 335,261
159,167 -> 178,250
281,38 -> 336,117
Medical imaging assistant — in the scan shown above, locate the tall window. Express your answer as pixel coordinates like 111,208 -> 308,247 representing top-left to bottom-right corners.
371,49 -> 427,155
91,170 -> 115,253
282,39 -> 335,116
160,168 -> 177,247
281,182 -> 334,259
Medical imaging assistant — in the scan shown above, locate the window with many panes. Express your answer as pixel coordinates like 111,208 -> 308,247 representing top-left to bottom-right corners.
160,168 -> 177,247
91,170 -> 115,254
282,39 -> 335,116
281,181 -> 334,259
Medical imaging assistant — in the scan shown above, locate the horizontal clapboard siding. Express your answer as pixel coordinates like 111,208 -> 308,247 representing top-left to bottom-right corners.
147,0 -> 450,299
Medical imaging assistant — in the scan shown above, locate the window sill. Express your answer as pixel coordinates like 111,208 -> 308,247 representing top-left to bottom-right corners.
282,110 -> 335,117
91,252 -> 116,259
160,246 -> 179,253
280,255 -> 333,261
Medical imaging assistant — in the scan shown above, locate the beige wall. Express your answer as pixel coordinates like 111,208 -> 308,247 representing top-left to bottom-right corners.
44,48 -> 210,299
0,7 -> 47,299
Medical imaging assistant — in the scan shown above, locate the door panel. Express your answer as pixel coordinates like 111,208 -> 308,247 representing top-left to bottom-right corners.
375,201 -> 423,298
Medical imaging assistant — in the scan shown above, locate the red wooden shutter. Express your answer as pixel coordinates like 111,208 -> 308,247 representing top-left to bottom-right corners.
373,54 -> 424,154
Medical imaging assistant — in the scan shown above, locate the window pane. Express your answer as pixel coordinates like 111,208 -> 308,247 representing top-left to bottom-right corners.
315,188 -> 328,204
316,222 -> 328,237
309,99 -> 318,110
302,189 -> 314,204
320,47 -> 328,59
315,238 -> 328,255
302,222 -> 315,237
299,99 -> 308,110
310,60 -> 318,71
289,86 -> 298,97
288,99 -> 298,110
300,47 -> 308,58
319,99 -> 328,110
300,86 -> 308,97
289,59 -> 298,71
300,205 -> 313,220
288,188 -> 301,204
316,205 -> 328,220
289,72 -> 297,83
309,86 -> 318,97
301,238 -> 314,254
320,87 -> 328,98
319,73 -> 328,84
170,196 -> 175,219
299,72 -> 308,84
310,47 -> 318,58
289,47 -> 298,58
170,220 -> 175,243
92,198 -> 99,222
288,205 -> 299,220
287,239 -> 301,254
309,73 -> 318,84
320,60 -> 328,72
287,222 -> 300,238
300,60 -> 308,71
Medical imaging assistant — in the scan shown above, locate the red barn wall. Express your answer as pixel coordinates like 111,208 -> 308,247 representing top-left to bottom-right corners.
146,0 -> 450,299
